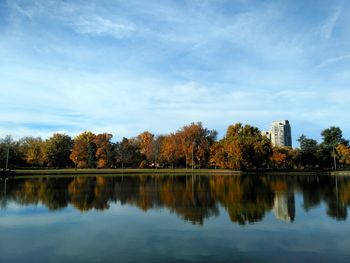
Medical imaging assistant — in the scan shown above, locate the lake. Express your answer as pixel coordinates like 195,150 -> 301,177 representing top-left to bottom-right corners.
1,174 -> 350,262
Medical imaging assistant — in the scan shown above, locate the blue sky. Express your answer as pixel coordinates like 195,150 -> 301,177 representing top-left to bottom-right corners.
1,0 -> 350,145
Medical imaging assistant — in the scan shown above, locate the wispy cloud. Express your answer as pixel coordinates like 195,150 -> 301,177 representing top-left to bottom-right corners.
321,8 -> 342,40
317,54 -> 350,68
72,15 -> 136,39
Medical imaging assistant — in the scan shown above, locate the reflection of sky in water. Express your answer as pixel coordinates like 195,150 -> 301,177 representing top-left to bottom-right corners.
0,176 -> 350,262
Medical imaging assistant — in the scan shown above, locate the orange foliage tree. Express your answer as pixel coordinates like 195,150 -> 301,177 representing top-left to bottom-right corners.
161,133 -> 183,168
94,133 -> 113,168
70,131 -> 96,168
136,131 -> 154,166
177,122 -> 217,168
270,147 -> 299,169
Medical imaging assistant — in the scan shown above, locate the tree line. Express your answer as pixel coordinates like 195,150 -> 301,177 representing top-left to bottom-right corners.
0,122 -> 349,170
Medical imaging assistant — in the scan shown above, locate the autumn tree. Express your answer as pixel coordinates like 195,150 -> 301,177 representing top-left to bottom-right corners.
270,147 -> 296,169
136,131 -> 155,167
210,123 -> 272,170
70,131 -> 96,168
177,122 -> 217,168
93,133 -> 113,168
210,142 -> 227,168
161,133 -> 183,168
137,131 -> 154,159
44,133 -> 73,168
19,137 -> 45,167
336,144 -> 350,167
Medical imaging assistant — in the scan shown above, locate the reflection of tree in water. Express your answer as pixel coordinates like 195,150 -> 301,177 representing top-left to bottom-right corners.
1,174 -> 350,224
111,176 -> 218,224
68,177 -> 111,211
9,178 -> 70,211
210,176 -> 274,225
297,176 -> 350,221
159,176 -> 218,224
0,179 -> 9,208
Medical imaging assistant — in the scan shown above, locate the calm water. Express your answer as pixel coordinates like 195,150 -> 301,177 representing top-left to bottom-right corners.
1,174 -> 350,262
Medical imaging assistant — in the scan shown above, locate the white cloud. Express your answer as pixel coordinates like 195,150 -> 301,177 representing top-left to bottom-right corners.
321,8 -> 342,40
72,15 -> 135,39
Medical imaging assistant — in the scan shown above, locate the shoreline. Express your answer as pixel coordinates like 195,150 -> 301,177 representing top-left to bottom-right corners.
2,168 -> 349,178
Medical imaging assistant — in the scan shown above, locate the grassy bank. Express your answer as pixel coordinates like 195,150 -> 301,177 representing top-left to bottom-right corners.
330,171 -> 350,176
13,168 -> 241,176
9,168 -> 350,178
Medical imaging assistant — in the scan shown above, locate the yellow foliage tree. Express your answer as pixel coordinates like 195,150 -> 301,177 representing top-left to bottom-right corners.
337,144 -> 350,165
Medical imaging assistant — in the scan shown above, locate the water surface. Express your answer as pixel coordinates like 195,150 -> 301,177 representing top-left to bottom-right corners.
1,174 -> 350,262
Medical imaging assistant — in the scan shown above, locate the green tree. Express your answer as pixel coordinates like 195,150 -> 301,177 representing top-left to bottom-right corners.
297,135 -> 319,168
44,134 -> 73,168
114,138 -> 142,168
321,127 -> 348,147
320,127 -> 349,168
0,135 -> 25,169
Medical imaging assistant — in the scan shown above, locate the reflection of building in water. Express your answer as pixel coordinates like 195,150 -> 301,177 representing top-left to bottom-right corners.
273,192 -> 295,222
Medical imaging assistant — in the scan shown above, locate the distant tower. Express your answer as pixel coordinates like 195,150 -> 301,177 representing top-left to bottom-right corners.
270,120 -> 292,147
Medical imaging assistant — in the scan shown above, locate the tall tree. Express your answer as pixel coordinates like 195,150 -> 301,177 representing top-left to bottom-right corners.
336,144 -> 350,166
137,131 -> 155,165
321,127 -> 348,147
177,122 -> 217,168
44,134 -> 73,168
297,135 -> 320,168
211,123 -> 272,170
0,135 -> 25,169
161,133 -> 183,168
210,142 -> 227,168
19,137 -> 45,167
70,131 -> 96,168
94,133 -> 113,168
114,138 -> 142,168
320,127 -> 349,168
149,135 -> 165,167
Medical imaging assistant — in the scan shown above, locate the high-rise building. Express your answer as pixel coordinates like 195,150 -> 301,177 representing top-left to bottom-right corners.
261,131 -> 271,140
270,120 -> 292,147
